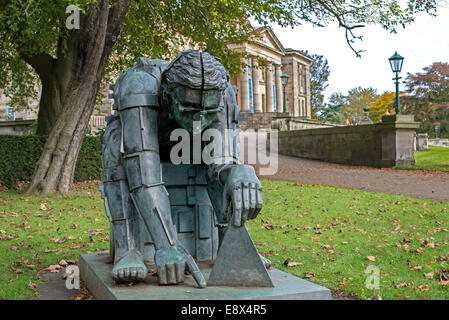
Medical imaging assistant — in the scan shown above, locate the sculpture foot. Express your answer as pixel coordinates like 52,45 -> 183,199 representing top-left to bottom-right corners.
112,250 -> 148,283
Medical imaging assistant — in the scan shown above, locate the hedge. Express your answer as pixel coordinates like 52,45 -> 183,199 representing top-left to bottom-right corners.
0,135 -> 102,188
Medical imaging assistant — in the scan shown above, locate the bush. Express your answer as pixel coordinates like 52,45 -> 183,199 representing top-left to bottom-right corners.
0,135 -> 102,188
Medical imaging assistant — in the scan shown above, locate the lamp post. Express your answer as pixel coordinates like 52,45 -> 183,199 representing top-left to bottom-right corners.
388,51 -> 404,115
435,125 -> 439,139
280,74 -> 289,113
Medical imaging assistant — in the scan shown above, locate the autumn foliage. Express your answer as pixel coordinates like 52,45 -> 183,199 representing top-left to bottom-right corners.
402,62 -> 449,137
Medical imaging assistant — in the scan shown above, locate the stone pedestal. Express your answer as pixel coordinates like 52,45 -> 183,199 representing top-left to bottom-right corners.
416,133 -> 428,151
379,114 -> 420,167
80,253 -> 331,300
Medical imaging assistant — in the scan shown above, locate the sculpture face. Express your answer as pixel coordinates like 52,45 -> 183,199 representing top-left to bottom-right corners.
161,50 -> 228,133
164,85 -> 225,133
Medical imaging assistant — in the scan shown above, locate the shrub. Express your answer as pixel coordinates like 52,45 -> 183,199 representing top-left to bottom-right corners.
0,135 -> 102,188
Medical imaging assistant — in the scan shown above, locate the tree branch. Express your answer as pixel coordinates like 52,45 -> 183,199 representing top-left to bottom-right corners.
20,52 -> 54,78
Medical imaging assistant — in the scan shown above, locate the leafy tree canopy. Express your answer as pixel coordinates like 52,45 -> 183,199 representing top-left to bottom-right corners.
369,91 -> 396,123
323,87 -> 379,123
301,50 -> 330,119
0,0 -> 439,112
403,62 -> 449,137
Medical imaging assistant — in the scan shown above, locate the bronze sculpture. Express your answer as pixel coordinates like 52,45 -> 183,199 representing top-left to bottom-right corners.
100,50 -> 269,288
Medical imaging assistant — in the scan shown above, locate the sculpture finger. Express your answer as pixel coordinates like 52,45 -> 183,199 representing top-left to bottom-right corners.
184,250 -> 207,288
232,186 -> 242,227
250,185 -> 263,219
248,182 -> 257,222
157,265 -> 168,285
175,262 -> 185,283
241,181 -> 250,225
166,263 -> 177,284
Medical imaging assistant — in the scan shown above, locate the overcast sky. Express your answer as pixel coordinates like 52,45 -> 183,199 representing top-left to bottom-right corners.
271,3 -> 449,103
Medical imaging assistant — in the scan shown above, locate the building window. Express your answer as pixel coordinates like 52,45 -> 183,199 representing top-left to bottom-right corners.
248,58 -> 254,113
262,67 -> 265,81
6,108 -> 15,121
272,65 -> 276,112
262,94 -> 265,112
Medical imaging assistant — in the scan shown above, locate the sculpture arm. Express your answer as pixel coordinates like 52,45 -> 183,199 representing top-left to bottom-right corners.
205,84 -> 262,226
119,105 -> 205,287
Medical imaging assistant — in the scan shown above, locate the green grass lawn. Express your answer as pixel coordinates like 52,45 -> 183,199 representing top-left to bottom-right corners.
1,180 -> 448,300
395,145 -> 449,172
0,187 -> 109,300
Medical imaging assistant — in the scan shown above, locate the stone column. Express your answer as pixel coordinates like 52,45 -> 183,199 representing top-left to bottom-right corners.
252,59 -> 263,113
275,65 -> 283,113
265,64 -> 274,113
239,60 -> 250,112
305,66 -> 312,118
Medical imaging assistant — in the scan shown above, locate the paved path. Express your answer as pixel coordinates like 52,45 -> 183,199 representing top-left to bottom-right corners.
259,154 -> 449,203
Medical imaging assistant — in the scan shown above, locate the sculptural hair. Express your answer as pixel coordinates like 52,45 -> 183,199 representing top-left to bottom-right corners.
162,50 -> 227,90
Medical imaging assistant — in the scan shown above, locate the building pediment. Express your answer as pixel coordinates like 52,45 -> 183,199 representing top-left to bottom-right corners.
250,26 -> 285,55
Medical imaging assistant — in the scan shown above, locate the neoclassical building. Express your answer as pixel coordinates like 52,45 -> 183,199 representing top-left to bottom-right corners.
228,26 -> 312,118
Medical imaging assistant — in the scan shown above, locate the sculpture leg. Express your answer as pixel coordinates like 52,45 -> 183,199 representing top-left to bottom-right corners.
100,117 -> 147,283
103,180 -> 148,282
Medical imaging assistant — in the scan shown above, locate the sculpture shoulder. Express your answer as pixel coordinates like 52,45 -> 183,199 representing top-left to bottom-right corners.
111,58 -> 169,111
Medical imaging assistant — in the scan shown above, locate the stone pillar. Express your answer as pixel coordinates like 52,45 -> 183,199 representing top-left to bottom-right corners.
291,60 -> 299,116
380,114 -> 420,167
239,61 -> 250,112
252,59 -> 262,113
416,133 -> 428,151
305,66 -> 312,118
275,65 -> 283,113
265,64 -> 274,113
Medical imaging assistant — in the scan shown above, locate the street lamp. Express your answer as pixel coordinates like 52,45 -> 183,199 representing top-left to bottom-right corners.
280,74 -> 289,113
388,51 -> 404,115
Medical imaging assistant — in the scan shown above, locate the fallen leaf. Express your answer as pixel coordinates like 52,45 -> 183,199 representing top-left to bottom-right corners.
395,282 -> 411,288
304,272 -> 314,278
287,262 -> 303,267
424,272 -> 434,279
409,266 -> 423,271
43,265 -> 63,273
366,256 -> 376,262
59,260 -> 68,266
417,285 -> 429,291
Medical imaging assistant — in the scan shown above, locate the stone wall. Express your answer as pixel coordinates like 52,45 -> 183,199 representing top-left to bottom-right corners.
239,111 -> 338,132
238,112 -> 288,131
0,120 -> 34,136
276,115 -> 419,168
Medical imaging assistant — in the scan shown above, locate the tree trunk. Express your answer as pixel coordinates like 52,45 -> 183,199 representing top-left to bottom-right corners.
26,0 -> 131,194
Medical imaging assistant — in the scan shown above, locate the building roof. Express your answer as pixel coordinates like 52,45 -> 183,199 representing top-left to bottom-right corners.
284,48 -> 313,62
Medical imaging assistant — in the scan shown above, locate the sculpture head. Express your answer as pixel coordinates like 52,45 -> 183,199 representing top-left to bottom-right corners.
161,50 -> 228,133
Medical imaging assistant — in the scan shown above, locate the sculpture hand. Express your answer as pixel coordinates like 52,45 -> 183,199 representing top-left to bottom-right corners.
154,244 -> 206,288
223,166 -> 263,227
